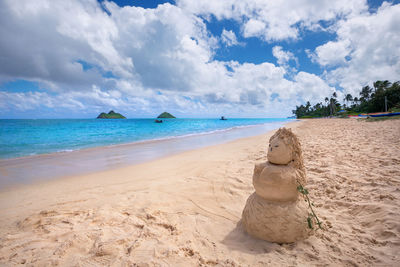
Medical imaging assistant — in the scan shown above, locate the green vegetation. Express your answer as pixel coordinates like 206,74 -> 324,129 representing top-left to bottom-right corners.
292,80 -> 400,118
389,107 -> 400,113
297,184 -> 323,230
157,112 -> 176,118
364,115 -> 400,122
97,110 -> 126,119
298,115 -> 317,119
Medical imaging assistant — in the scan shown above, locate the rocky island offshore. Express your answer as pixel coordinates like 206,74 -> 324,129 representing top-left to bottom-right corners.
97,110 -> 126,119
157,112 -> 176,118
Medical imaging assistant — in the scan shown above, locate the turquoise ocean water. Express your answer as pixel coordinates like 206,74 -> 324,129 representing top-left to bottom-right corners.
0,118 -> 289,159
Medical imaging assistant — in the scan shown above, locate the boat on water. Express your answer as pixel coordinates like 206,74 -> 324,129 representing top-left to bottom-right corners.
220,116 -> 227,120
154,119 -> 163,123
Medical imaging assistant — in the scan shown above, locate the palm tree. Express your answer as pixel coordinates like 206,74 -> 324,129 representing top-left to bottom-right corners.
353,97 -> 359,106
345,93 -> 353,107
360,86 -> 372,101
324,97 -> 329,116
373,80 -> 391,93
332,97 -> 342,114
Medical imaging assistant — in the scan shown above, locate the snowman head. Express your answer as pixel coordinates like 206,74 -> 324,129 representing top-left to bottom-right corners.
267,135 -> 293,165
267,128 -> 303,169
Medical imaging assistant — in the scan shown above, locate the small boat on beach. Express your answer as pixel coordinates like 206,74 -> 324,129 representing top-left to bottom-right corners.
369,112 -> 400,117
349,112 -> 400,118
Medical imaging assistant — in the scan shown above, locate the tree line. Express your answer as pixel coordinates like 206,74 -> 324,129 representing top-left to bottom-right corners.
292,80 -> 400,118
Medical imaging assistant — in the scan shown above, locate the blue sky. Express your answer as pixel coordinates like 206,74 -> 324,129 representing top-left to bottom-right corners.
0,0 -> 399,118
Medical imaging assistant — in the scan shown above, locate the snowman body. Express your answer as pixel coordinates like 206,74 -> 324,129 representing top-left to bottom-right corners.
242,128 -> 311,243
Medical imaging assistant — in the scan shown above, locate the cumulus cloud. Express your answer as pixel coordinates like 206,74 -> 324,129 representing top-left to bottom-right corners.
6,0 -> 392,118
221,29 -> 240,46
312,40 -> 351,66
312,2 -> 400,97
0,0 -> 127,91
272,46 -> 298,71
176,0 -> 368,41
243,19 -> 266,38
293,72 -> 336,101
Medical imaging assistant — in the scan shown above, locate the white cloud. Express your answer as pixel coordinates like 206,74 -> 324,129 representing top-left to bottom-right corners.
103,1 -> 219,92
243,19 -> 266,38
293,72 -> 336,101
177,0 -> 368,41
313,2 -> 400,97
312,40 -> 351,66
221,29 -> 240,46
272,46 -> 298,71
0,0 -> 125,91
1,0 -> 371,118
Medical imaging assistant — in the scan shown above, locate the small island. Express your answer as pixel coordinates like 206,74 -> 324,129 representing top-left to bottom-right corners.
97,110 -> 126,119
157,112 -> 176,118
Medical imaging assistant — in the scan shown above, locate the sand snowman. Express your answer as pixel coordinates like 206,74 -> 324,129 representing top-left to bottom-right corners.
242,127 -> 312,243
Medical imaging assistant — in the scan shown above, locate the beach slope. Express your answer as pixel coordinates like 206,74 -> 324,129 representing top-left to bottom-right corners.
0,119 -> 399,266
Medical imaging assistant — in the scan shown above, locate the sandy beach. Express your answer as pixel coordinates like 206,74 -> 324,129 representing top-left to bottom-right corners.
0,118 -> 399,266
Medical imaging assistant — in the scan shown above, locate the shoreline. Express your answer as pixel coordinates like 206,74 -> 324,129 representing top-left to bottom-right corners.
0,120 -> 296,190
0,120 -> 302,223
0,118 -> 291,160
0,120 -> 293,162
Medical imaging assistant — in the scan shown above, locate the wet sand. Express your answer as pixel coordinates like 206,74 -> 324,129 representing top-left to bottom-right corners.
0,119 -> 399,266
0,121 -> 288,189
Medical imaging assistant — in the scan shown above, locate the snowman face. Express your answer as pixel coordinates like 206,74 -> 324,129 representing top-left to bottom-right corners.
267,137 -> 293,165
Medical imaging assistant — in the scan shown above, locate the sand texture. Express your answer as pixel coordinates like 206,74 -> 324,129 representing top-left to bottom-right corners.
252,162 -> 300,202
0,119 -> 400,266
242,193 -> 311,243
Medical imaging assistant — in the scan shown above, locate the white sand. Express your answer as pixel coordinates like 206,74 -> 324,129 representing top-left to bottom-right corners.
0,119 -> 399,266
